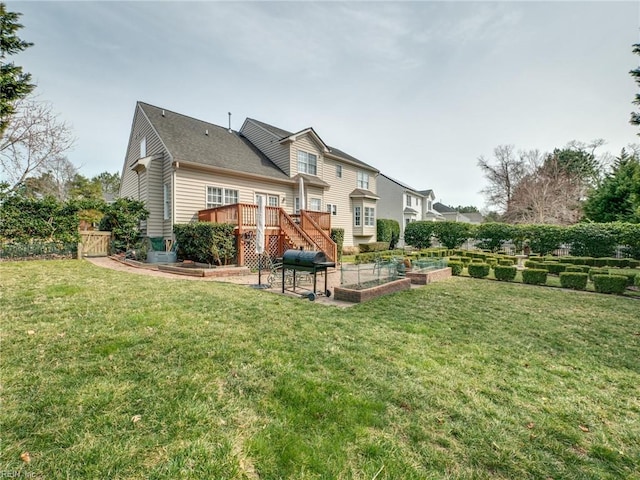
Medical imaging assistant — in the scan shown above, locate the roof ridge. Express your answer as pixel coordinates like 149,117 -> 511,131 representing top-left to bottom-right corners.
138,101 -> 236,133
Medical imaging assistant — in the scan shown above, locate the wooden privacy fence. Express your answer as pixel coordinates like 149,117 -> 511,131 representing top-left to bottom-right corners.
78,231 -> 111,258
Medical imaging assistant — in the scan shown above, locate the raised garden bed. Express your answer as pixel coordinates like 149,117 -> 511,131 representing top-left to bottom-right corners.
334,278 -> 411,303
157,263 -> 250,278
405,267 -> 452,285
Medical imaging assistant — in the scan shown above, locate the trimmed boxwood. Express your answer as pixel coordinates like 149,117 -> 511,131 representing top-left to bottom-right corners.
359,241 -> 390,253
588,267 -> 609,281
543,262 -> 568,275
459,257 -> 472,266
486,257 -> 498,267
630,259 -> 640,268
524,260 -> 543,269
498,259 -> 514,266
635,274 -> 640,287
608,269 -> 639,287
468,263 -> 490,278
494,265 -> 517,282
447,260 -> 463,276
592,274 -> 628,295
522,268 -> 548,285
559,272 -> 588,290
565,266 -> 584,273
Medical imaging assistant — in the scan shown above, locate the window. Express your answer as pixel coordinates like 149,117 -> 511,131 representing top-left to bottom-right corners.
406,195 -> 412,207
427,200 -> 432,211
357,171 -> 369,189
405,218 -> 410,226
364,207 -> 375,226
354,206 -> 361,226
268,195 -> 279,207
207,187 -> 222,208
224,189 -> 238,205
163,183 -> 170,220
309,198 -> 321,211
294,197 -> 300,214
206,186 -> 237,208
140,137 -> 146,158
326,204 -> 337,216
297,150 -> 317,175
336,164 -> 342,178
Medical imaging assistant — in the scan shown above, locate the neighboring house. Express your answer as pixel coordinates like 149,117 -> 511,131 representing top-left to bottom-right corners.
119,102 -> 380,264
377,174 -> 443,247
432,202 -> 484,224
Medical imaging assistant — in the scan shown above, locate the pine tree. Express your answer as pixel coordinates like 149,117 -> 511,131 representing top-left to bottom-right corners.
630,44 -> 640,129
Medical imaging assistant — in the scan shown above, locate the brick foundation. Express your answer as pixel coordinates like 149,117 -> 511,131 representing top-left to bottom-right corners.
334,278 -> 411,303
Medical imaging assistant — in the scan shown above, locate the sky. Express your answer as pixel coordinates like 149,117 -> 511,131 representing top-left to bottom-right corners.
6,0 -> 640,210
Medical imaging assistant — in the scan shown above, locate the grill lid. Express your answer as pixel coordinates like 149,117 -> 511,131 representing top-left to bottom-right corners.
282,249 -> 327,267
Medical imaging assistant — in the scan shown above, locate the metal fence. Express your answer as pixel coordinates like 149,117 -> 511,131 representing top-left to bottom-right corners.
0,241 -> 77,261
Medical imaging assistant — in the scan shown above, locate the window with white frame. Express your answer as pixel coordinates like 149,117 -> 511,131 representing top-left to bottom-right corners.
406,195 -> 412,207
294,197 -> 300,214
326,204 -> 337,216
140,136 -> 146,158
336,164 -> 342,178
364,207 -> 375,226
309,198 -> 321,211
297,150 -> 317,175
427,200 -> 432,211
354,206 -> 361,226
163,183 -> 170,220
268,195 -> 279,207
206,186 -> 238,208
357,171 -> 369,189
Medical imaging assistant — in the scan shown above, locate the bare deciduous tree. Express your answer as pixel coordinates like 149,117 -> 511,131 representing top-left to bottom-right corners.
0,97 -> 75,192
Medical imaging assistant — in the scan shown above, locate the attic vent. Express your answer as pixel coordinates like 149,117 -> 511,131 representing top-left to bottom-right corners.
205,129 -> 209,136
228,112 -> 232,133
161,110 -> 165,117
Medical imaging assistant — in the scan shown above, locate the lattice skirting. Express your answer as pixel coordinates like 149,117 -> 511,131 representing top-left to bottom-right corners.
242,234 -> 281,269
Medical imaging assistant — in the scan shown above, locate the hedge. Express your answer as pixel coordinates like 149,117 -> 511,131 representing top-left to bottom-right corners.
447,260 -> 463,276
522,269 -> 548,285
173,222 -> 235,265
498,259 -> 514,266
636,275 -> 640,287
474,223 -> 515,252
559,272 -> 588,290
494,265 -> 517,281
542,262 -> 567,275
467,263 -> 490,278
592,274 -> 628,295
354,249 -> 404,264
588,267 -> 609,281
433,221 -> 473,249
358,242 -> 390,253
376,219 -> 400,249
404,221 -> 436,249
565,266 -> 584,273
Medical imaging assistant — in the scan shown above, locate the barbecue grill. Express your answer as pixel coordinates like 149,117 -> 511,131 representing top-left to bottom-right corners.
281,249 -> 336,300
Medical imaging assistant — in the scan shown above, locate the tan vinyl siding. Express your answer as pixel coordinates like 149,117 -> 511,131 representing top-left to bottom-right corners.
291,135 -> 323,177
240,120 -> 290,175
146,156 -> 165,237
174,167 -> 294,224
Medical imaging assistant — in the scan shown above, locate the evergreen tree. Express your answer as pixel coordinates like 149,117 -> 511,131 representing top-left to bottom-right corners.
583,149 -> 640,223
631,44 -> 640,129
0,3 -> 34,135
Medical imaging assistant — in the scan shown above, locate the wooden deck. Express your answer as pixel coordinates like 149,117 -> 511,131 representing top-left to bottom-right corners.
198,204 -> 337,265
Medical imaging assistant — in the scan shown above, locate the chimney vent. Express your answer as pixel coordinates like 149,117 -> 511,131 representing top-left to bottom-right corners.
228,112 -> 232,133
161,110 -> 165,117
205,129 -> 209,136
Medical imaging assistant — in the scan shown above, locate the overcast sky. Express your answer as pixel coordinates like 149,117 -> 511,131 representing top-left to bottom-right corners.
8,1 -> 640,209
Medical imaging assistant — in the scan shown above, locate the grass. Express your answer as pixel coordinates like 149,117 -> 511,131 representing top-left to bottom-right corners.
1,260 -> 639,479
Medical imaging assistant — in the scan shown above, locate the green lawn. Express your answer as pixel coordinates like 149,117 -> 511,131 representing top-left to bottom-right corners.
1,260 -> 639,479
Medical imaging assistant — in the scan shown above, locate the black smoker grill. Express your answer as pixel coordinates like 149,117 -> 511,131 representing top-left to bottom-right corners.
281,249 -> 336,301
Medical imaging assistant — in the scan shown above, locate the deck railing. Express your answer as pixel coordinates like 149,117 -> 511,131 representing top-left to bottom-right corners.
300,210 -> 337,262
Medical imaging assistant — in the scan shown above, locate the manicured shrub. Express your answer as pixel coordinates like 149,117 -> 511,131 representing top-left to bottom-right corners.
629,259 -> 640,268
635,274 -> 640,287
354,249 -> 404,264
471,258 -> 483,263
359,242 -> 390,253
523,224 -> 566,255
566,223 -> 618,258
605,258 -> 630,268
559,272 -> 588,290
608,269 -> 639,287
592,274 -> 628,295
474,222 -> 516,252
498,259 -> 514,266
486,257 -> 498,267
588,267 -> 609,281
524,260 -> 542,269
522,268 -> 548,285
447,260 -> 463,276
592,257 -> 608,267
494,265 -> 517,281
174,222 -> 235,265
565,266 -> 584,273
460,257 -> 472,266
558,257 -> 576,264
467,263 -> 490,278
404,221 -> 436,249
376,219 -> 400,249
543,262 -> 567,275
433,221 -> 474,249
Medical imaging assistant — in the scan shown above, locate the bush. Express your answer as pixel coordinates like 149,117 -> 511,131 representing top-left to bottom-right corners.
404,221 -> 436,249
173,222 -> 235,265
629,259 -> 640,268
588,267 -> 609,281
523,224 -> 566,256
358,242 -> 389,253
467,263 -> 490,278
376,219 -> 400,249
354,249 -> 404,264
494,265 -> 517,281
498,259 -> 514,266
99,198 -> 149,252
592,274 -> 628,295
474,223 -> 515,252
566,223 -> 618,258
330,228 -> 344,261
559,272 -> 588,290
486,257 -> 498,267
636,274 -> 640,287
524,260 -> 543,269
447,260 -> 463,276
565,266 -> 584,273
543,262 -> 567,275
522,269 -> 548,285
433,221 -> 474,249
607,269 -> 639,287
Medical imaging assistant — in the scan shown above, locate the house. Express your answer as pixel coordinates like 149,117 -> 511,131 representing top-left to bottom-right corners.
376,174 -> 443,247
119,102 -> 380,265
432,202 -> 484,224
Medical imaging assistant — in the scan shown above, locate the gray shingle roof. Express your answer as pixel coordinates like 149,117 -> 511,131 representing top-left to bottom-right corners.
380,173 -> 420,193
246,118 -> 378,172
139,103 -> 290,181
433,202 -> 456,213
